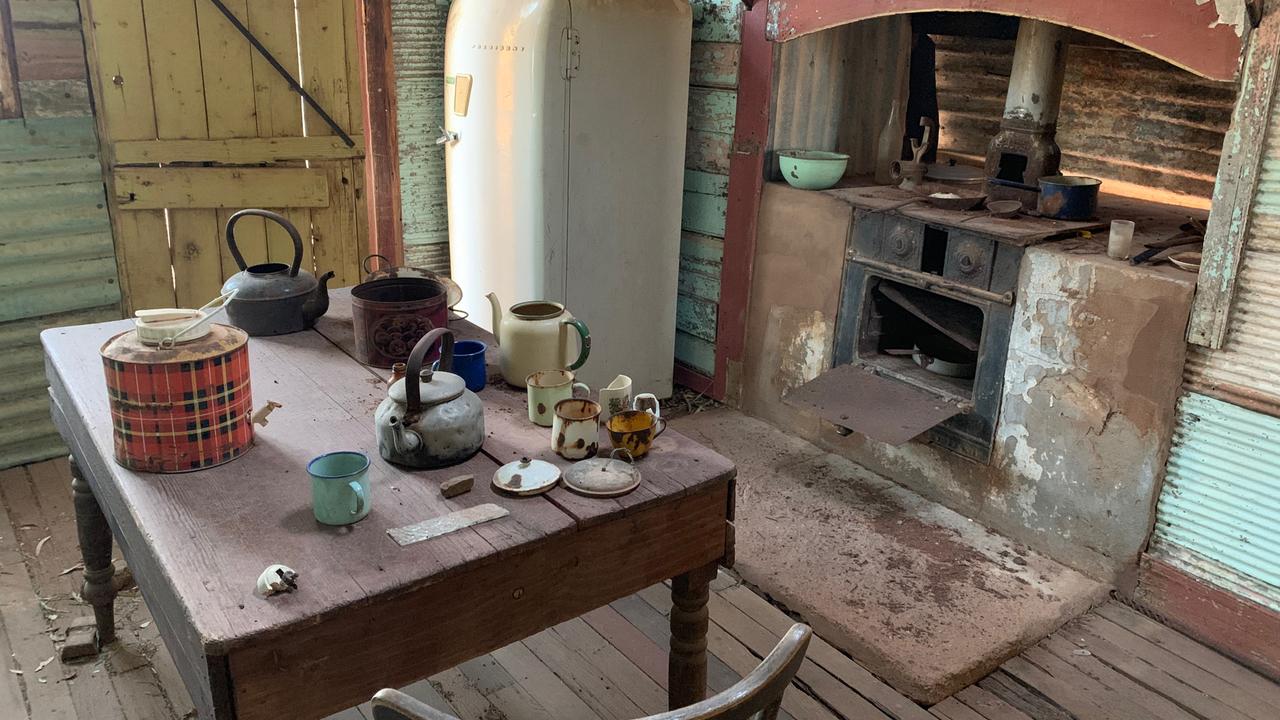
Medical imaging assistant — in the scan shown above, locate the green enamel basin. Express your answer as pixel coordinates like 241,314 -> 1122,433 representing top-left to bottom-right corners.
779,150 -> 850,190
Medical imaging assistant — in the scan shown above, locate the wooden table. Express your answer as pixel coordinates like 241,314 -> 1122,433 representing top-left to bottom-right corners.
41,289 -> 735,720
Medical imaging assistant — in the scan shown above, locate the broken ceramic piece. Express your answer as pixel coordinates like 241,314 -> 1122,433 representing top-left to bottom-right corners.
256,564 -> 299,596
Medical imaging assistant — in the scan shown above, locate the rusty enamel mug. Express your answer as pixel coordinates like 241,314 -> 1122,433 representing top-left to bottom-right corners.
527,369 -> 589,427
605,409 -> 667,459
552,398 -> 601,460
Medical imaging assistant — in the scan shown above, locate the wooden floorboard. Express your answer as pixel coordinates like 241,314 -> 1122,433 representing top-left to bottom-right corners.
3,459 -> 1279,720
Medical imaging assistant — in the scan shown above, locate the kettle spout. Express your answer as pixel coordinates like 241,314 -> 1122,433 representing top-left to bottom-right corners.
380,415 -> 422,456
485,292 -> 502,343
303,271 -> 335,324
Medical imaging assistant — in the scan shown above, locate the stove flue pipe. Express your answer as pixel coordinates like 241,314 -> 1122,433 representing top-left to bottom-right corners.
1002,19 -> 1068,128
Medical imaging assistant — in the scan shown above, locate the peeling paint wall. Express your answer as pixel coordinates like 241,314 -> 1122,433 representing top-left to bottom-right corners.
742,183 -> 1197,581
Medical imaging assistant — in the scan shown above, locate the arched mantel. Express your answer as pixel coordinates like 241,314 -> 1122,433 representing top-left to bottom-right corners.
765,0 -> 1249,81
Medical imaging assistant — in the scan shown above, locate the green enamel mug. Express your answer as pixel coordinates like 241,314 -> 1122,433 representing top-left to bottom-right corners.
308,451 -> 371,525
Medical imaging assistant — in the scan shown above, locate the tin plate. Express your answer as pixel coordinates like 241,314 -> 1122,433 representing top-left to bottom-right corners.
784,363 -> 965,445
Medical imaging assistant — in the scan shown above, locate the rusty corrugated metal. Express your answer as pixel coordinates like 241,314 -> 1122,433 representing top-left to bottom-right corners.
934,34 -> 1234,203
1151,392 -> 1280,611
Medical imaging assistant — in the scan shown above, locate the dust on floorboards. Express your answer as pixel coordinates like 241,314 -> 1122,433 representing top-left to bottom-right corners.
2,459 -> 1277,720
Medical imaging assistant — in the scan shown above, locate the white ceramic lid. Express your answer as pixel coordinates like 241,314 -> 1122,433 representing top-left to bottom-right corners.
492,457 -> 560,497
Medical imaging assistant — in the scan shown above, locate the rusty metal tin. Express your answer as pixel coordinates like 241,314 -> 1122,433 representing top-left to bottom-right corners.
100,323 -> 254,473
352,277 -> 449,368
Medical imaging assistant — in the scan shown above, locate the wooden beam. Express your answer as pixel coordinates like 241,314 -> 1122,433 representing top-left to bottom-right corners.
1189,0 -> 1280,348
1132,555 -> 1280,681
0,0 -> 21,118
113,135 -> 366,164
356,0 -> 404,264
765,0 -> 1247,82
113,167 -> 330,209
714,1 -> 774,403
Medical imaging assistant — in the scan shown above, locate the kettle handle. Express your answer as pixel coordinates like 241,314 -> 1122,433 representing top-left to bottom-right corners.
405,327 -> 455,414
563,318 -> 591,371
225,209 -> 304,278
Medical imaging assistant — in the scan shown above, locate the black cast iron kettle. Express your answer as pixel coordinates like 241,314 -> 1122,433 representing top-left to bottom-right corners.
220,209 -> 334,336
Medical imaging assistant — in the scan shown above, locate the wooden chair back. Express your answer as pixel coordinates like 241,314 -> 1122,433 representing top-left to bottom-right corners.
371,623 -> 813,720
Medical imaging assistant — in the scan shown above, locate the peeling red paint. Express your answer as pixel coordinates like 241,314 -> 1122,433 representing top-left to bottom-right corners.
766,0 -> 1246,81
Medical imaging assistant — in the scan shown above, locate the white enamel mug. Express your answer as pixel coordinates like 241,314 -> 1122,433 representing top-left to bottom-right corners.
552,398 -> 602,460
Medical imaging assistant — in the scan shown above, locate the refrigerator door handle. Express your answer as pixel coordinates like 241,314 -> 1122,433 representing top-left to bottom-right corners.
435,126 -> 459,145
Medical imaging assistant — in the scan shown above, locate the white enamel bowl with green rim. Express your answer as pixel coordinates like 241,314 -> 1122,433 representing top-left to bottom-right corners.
778,150 -> 850,190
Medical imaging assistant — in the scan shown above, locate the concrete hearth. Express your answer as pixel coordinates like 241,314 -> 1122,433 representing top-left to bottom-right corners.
670,408 -> 1109,705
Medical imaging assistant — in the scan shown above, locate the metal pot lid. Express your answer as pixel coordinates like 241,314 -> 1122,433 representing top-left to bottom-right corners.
389,369 -> 465,407
563,449 -> 641,498
492,457 -> 560,496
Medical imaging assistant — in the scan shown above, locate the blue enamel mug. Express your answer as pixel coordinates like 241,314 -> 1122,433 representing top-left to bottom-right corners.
445,339 -> 487,392
308,451 -> 371,525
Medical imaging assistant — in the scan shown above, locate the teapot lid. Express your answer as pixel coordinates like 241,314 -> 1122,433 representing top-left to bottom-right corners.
389,369 -> 465,407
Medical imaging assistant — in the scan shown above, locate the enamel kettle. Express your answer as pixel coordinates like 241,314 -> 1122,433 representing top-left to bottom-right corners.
374,328 -> 485,468
220,209 -> 334,336
487,293 -> 591,386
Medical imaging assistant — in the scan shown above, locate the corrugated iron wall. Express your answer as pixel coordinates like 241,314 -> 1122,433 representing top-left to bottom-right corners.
1183,101 -> 1280,412
1151,393 -> 1280,612
676,0 -> 742,376
392,0 -> 450,273
933,34 -> 1235,205
1149,45 -> 1280,610
0,2 -> 120,469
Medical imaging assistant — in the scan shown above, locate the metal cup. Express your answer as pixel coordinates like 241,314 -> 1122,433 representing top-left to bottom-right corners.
307,451 -> 371,526
552,398 -> 602,460
527,369 -> 590,427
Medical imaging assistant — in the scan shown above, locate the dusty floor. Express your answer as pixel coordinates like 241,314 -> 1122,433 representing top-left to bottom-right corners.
670,408 -> 1109,703
4,459 -> 1279,720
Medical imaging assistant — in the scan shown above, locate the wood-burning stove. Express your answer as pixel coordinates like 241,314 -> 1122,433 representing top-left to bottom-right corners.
785,186 -> 1105,463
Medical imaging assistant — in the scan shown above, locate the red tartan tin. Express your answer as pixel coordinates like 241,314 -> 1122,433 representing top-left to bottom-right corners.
100,323 -> 253,473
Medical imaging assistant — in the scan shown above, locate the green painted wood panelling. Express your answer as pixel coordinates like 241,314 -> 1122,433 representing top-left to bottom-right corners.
675,330 -> 717,375
1152,392 -> 1280,610
690,42 -> 741,89
392,0 -> 450,263
687,87 -> 738,135
692,0 -> 743,43
675,0 -> 742,377
0,115 -> 119,469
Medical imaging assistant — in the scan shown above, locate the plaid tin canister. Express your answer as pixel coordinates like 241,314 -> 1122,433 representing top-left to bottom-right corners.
100,323 -> 254,473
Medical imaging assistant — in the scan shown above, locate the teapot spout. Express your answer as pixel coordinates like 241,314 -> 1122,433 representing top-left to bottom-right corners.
485,292 -> 502,343
380,415 -> 422,456
303,271 -> 335,325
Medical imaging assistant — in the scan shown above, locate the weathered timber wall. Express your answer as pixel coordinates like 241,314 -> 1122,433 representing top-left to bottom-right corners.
934,34 -> 1235,206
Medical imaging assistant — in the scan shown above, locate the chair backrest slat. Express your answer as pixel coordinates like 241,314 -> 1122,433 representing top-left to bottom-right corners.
370,623 -> 813,720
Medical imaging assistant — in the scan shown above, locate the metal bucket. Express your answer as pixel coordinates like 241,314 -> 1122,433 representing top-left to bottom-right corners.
352,277 -> 449,368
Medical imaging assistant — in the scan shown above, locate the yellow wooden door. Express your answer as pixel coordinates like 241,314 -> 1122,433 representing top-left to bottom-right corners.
80,0 -> 368,312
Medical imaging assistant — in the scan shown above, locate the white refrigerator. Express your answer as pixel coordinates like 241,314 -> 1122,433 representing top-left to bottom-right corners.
443,0 -> 693,396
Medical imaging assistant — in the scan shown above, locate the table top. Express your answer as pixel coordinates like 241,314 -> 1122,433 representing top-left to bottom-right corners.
41,288 -> 734,655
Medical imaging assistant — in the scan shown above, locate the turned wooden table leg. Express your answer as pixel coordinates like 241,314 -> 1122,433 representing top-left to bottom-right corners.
669,560 -> 718,710
70,456 -> 117,644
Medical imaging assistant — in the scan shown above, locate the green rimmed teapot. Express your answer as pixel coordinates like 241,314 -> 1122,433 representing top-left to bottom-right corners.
486,293 -> 590,387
